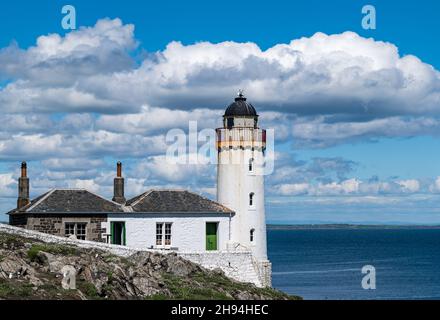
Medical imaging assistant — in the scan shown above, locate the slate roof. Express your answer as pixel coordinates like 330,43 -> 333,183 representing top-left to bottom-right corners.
8,189 -> 124,214
127,190 -> 233,214
8,189 -> 233,215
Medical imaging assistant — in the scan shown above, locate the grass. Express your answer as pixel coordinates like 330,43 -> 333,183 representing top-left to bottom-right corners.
161,273 -> 232,300
0,278 -> 34,299
77,280 -> 100,299
27,243 -> 78,262
164,271 -> 302,300
0,275 -> 82,300
146,293 -> 169,300
0,233 -> 27,248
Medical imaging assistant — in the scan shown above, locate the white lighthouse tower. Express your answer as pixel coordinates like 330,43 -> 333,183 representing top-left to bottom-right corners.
216,91 -> 271,287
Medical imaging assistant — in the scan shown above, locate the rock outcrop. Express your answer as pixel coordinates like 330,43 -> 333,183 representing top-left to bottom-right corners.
0,231 -> 299,300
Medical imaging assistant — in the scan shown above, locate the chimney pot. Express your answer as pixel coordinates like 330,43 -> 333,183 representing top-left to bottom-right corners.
113,161 -> 126,204
117,161 -> 122,178
17,161 -> 30,210
21,161 -> 27,177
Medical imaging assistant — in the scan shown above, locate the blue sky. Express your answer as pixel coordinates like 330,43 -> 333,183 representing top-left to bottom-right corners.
1,0 -> 440,224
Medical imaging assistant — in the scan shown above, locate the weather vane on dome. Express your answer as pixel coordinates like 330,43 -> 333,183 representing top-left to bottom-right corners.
237,89 -> 245,97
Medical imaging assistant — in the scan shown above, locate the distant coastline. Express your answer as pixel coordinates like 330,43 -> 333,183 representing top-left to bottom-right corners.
267,224 -> 440,230
3,221 -> 440,229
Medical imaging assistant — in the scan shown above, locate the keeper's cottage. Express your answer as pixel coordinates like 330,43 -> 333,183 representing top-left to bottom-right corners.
7,93 -> 271,287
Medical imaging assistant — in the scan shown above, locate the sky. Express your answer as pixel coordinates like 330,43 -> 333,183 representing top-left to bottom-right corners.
1,0 -> 440,224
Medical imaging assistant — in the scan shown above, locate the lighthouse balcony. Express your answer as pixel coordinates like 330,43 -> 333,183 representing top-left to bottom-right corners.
216,128 -> 266,150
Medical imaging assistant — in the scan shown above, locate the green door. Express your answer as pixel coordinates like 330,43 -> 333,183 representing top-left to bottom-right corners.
111,222 -> 126,245
206,222 -> 218,251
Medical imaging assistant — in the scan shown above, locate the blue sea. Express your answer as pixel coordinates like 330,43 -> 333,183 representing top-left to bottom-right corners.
268,228 -> 440,300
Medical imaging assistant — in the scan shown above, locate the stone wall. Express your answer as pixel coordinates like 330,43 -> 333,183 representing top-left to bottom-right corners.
10,214 -> 107,242
0,223 -> 271,288
28,216 -> 62,235
0,223 -> 140,257
9,214 -> 28,228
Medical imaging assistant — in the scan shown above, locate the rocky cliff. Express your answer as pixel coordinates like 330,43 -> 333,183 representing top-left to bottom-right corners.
0,231 -> 299,300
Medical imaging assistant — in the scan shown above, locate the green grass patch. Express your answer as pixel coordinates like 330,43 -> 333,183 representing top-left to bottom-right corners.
146,293 -> 169,300
27,243 -> 78,262
77,280 -> 100,299
0,278 -> 34,299
0,233 -> 27,248
161,273 -> 232,300
172,271 -> 301,300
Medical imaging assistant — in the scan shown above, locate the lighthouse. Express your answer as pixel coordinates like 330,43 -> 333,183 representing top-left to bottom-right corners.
216,91 -> 271,286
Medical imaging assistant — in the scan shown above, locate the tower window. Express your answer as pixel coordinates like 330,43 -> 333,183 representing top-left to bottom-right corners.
249,192 -> 255,207
249,158 -> 254,172
227,118 -> 234,128
250,229 -> 255,242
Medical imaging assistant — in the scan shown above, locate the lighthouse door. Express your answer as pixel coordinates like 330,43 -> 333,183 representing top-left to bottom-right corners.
206,222 -> 218,251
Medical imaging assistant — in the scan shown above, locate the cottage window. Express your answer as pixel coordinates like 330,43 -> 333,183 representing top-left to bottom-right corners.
64,222 -> 87,240
165,223 -> 172,245
76,223 -> 86,240
156,223 -> 172,247
156,223 -> 163,245
65,223 -> 75,237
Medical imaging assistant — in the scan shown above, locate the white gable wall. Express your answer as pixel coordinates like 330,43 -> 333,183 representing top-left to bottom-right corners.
105,213 -> 231,252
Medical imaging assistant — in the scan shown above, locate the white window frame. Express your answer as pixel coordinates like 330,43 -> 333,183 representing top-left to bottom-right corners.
156,223 -> 163,246
156,222 -> 172,248
64,222 -> 87,240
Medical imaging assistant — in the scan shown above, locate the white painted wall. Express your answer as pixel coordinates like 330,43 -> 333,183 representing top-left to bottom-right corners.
217,125 -> 268,261
180,251 -> 268,287
106,214 -> 231,252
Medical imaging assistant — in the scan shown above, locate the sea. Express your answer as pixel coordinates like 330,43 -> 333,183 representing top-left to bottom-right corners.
268,228 -> 440,300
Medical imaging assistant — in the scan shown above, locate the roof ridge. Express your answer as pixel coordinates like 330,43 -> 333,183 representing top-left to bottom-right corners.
130,190 -> 154,207
26,189 -> 57,212
128,189 -> 234,213
25,188 -> 123,213
83,189 -> 124,207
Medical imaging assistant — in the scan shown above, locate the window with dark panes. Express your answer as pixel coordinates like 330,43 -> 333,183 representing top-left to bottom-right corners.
156,223 -> 163,245
165,223 -> 172,246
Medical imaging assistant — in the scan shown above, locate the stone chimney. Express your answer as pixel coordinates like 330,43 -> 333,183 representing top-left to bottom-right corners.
112,161 -> 126,204
17,161 -> 30,210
